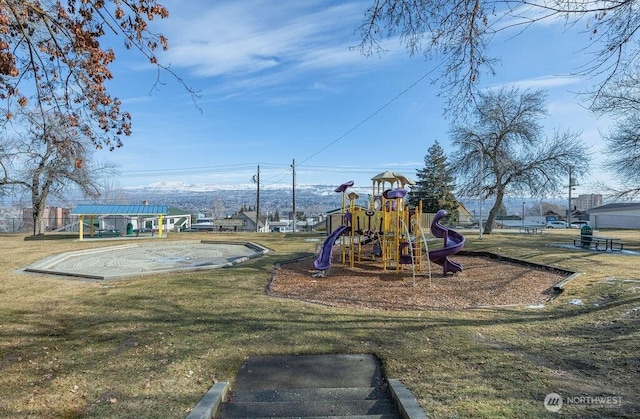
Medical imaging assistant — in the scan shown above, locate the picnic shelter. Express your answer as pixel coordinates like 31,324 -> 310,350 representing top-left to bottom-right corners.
71,204 -> 168,240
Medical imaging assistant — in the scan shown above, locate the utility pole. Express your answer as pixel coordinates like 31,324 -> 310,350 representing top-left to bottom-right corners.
254,165 -> 260,232
291,159 -> 296,233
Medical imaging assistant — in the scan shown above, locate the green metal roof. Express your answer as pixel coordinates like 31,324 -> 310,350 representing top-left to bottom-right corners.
71,204 -> 168,215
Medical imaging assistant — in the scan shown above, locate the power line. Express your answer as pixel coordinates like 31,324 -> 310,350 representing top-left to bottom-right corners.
297,64 -> 442,166
114,67 -> 441,184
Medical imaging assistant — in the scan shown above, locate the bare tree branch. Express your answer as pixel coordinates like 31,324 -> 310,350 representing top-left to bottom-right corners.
3,107 -> 113,234
356,0 -> 640,112
0,0 -> 199,151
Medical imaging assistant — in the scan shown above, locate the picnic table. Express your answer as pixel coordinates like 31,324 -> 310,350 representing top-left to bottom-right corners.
97,229 -> 120,238
573,235 -> 624,251
519,225 -> 543,234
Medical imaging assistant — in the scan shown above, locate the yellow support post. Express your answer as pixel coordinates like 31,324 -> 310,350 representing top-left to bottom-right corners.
158,214 -> 164,237
79,215 -> 84,240
413,201 -> 423,269
348,192 -> 359,268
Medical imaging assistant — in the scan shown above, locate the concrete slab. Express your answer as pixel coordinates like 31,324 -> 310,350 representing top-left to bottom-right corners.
20,240 -> 269,280
233,354 -> 384,390
214,354 -> 429,418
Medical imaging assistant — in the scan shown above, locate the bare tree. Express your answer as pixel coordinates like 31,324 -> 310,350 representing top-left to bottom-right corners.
590,71 -> 640,199
450,87 -> 588,234
601,115 -> 640,199
5,110 -> 112,235
0,0 -> 195,151
355,0 -> 640,110
93,179 -> 131,204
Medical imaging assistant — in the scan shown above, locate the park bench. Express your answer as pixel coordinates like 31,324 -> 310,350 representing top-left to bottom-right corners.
573,235 -> 624,252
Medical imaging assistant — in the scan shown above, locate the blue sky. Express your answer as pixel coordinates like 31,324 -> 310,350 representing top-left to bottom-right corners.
96,0 -> 615,198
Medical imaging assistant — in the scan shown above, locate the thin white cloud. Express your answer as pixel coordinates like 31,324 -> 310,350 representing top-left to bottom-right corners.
160,1 -> 367,78
487,75 -> 583,91
121,95 -> 155,105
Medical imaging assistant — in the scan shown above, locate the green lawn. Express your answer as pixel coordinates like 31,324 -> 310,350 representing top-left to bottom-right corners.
1,229 -> 638,418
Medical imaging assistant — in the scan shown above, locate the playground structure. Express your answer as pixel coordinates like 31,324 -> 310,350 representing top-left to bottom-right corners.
313,172 -> 465,280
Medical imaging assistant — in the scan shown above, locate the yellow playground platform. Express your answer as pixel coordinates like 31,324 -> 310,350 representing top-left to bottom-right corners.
313,172 -> 465,282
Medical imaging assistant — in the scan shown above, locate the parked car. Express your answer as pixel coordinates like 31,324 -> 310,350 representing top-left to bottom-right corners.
570,221 -> 590,229
546,220 -> 569,228
191,218 -> 215,231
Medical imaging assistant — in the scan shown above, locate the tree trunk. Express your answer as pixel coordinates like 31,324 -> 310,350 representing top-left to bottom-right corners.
484,189 -> 505,234
31,172 -> 43,235
32,200 -> 45,235
31,168 -> 50,236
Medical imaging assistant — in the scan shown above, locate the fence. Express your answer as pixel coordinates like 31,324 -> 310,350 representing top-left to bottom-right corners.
0,215 -> 75,233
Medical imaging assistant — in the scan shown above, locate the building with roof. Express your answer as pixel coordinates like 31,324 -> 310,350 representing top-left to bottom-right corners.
237,211 -> 269,232
71,204 -> 170,240
573,193 -> 603,211
586,203 -> 640,229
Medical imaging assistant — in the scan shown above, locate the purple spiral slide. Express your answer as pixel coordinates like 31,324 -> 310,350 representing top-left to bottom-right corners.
428,209 -> 465,274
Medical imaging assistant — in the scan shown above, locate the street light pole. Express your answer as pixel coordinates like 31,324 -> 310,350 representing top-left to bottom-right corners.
462,140 -> 483,239
522,201 -> 525,228
538,201 -> 543,225
568,166 -> 573,227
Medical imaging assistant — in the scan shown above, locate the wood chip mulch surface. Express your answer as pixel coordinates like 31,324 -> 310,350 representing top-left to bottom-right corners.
269,252 -> 567,310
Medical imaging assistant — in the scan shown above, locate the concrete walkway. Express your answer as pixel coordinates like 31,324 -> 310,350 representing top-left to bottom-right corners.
187,354 -> 427,418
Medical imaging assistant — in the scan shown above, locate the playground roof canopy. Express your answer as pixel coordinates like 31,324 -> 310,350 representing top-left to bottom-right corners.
371,171 -> 416,185
71,204 -> 168,216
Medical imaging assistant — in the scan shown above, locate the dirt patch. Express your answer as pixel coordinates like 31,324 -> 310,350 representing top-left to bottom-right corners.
269,253 -> 568,310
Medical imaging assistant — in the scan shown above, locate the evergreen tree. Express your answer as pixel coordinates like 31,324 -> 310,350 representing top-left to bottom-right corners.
408,141 -> 459,221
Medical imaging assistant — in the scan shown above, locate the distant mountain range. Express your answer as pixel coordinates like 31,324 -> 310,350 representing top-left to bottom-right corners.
117,182 -> 375,216
3,181 -> 567,219
120,182 -> 559,219
127,181 -> 373,196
